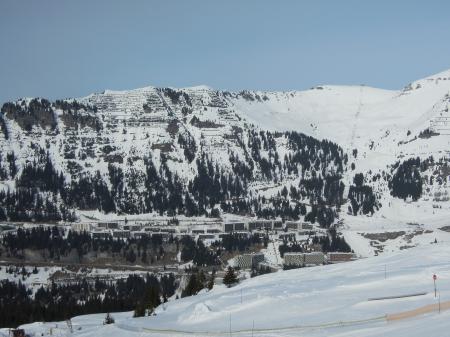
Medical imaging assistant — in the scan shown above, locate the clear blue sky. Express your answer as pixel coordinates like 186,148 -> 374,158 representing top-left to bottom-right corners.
1,0 -> 450,104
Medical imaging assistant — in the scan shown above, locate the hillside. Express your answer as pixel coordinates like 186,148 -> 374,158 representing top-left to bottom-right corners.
0,84 -> 348,224
3,242 -> 448,337
1,69 -> 450,256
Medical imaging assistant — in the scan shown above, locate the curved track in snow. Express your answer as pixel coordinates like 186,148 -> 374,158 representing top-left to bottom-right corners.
112,299 -> 449,336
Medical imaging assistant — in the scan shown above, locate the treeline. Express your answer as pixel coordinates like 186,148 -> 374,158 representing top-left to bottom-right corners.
279,241 -> 303,257
181,269 -> 215,297
389,157 -> 424,201
279,228 -> 351,257
0,152 -> 17,180
219,232 -> 267,252
312,229 -> 352,253
2,227 -> 168,264
180,236 -> 220,266
348,173 -> 378,215
181,267 -> 237,298
1,98 -> 98,134
1,98 -> 56,131
2,227 -> 266,268
178,234 -> 266,267
0,273 -> 176,328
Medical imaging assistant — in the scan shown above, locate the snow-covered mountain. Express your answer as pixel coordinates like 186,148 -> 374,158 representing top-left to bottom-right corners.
2,69 -> 450,256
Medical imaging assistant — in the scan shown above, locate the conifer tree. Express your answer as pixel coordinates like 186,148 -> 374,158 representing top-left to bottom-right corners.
207,273 -> 215,290
103,313 -> 115,325
223,266 -> 238,288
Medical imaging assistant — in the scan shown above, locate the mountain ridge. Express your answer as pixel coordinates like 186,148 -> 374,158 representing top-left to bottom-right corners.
1,69 -> 450,256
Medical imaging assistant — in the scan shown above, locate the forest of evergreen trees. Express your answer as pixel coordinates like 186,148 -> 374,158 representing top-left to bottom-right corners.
347,173 -> 378,215
278,228 -> 351,258
179,236 -> 220,267
181,268 -> 216,298
312,228 -> 352,253
2,227 -> 268,268
2,227 -> 168,264
0,272 -> 176,328
389,157 -> 424,201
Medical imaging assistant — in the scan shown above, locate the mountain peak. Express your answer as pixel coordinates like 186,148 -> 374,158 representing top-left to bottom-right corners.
403,68 -> 450,93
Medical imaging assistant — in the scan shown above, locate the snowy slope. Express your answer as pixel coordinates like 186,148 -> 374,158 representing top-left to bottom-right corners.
5,243 -> 449,337
231,85 -> 396,147
233,70 -> 450,143
2,69 -> 450,258
232,70 -> 450,169
76,68 -> 450,173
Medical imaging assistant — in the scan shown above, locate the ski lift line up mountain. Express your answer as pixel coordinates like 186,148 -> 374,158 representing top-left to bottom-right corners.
350,85 -> 364,148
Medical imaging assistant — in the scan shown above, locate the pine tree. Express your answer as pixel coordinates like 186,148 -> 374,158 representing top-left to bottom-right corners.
207,273 -> 215,290
182,273 -> 201,297
223,267 -> 238,288
134,302 -> 146,317
141,249 -> 148,264
103,313 -> 115,325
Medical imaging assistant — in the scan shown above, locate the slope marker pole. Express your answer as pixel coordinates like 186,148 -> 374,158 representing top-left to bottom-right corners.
439,292 -> 441,313
433,274 -> 437,298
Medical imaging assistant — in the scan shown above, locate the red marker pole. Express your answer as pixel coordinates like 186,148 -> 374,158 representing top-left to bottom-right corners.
433,274 -> 437,298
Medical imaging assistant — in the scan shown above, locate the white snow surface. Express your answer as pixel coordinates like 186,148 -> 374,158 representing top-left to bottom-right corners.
3,243 -> 449,337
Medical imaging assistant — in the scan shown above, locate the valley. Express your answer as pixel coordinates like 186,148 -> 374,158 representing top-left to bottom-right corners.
1,68 -> 450,334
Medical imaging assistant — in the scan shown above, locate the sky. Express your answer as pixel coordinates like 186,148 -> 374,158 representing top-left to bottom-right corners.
1,0 -> 450,104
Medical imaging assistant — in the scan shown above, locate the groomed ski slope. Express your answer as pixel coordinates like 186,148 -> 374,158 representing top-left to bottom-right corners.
5,242 -> 449,337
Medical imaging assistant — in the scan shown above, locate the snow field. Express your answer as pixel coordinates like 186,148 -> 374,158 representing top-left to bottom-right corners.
3,243 -> 449,337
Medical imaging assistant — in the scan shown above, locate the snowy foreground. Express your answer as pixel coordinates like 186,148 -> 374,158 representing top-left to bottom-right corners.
3,243 -> 449,337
